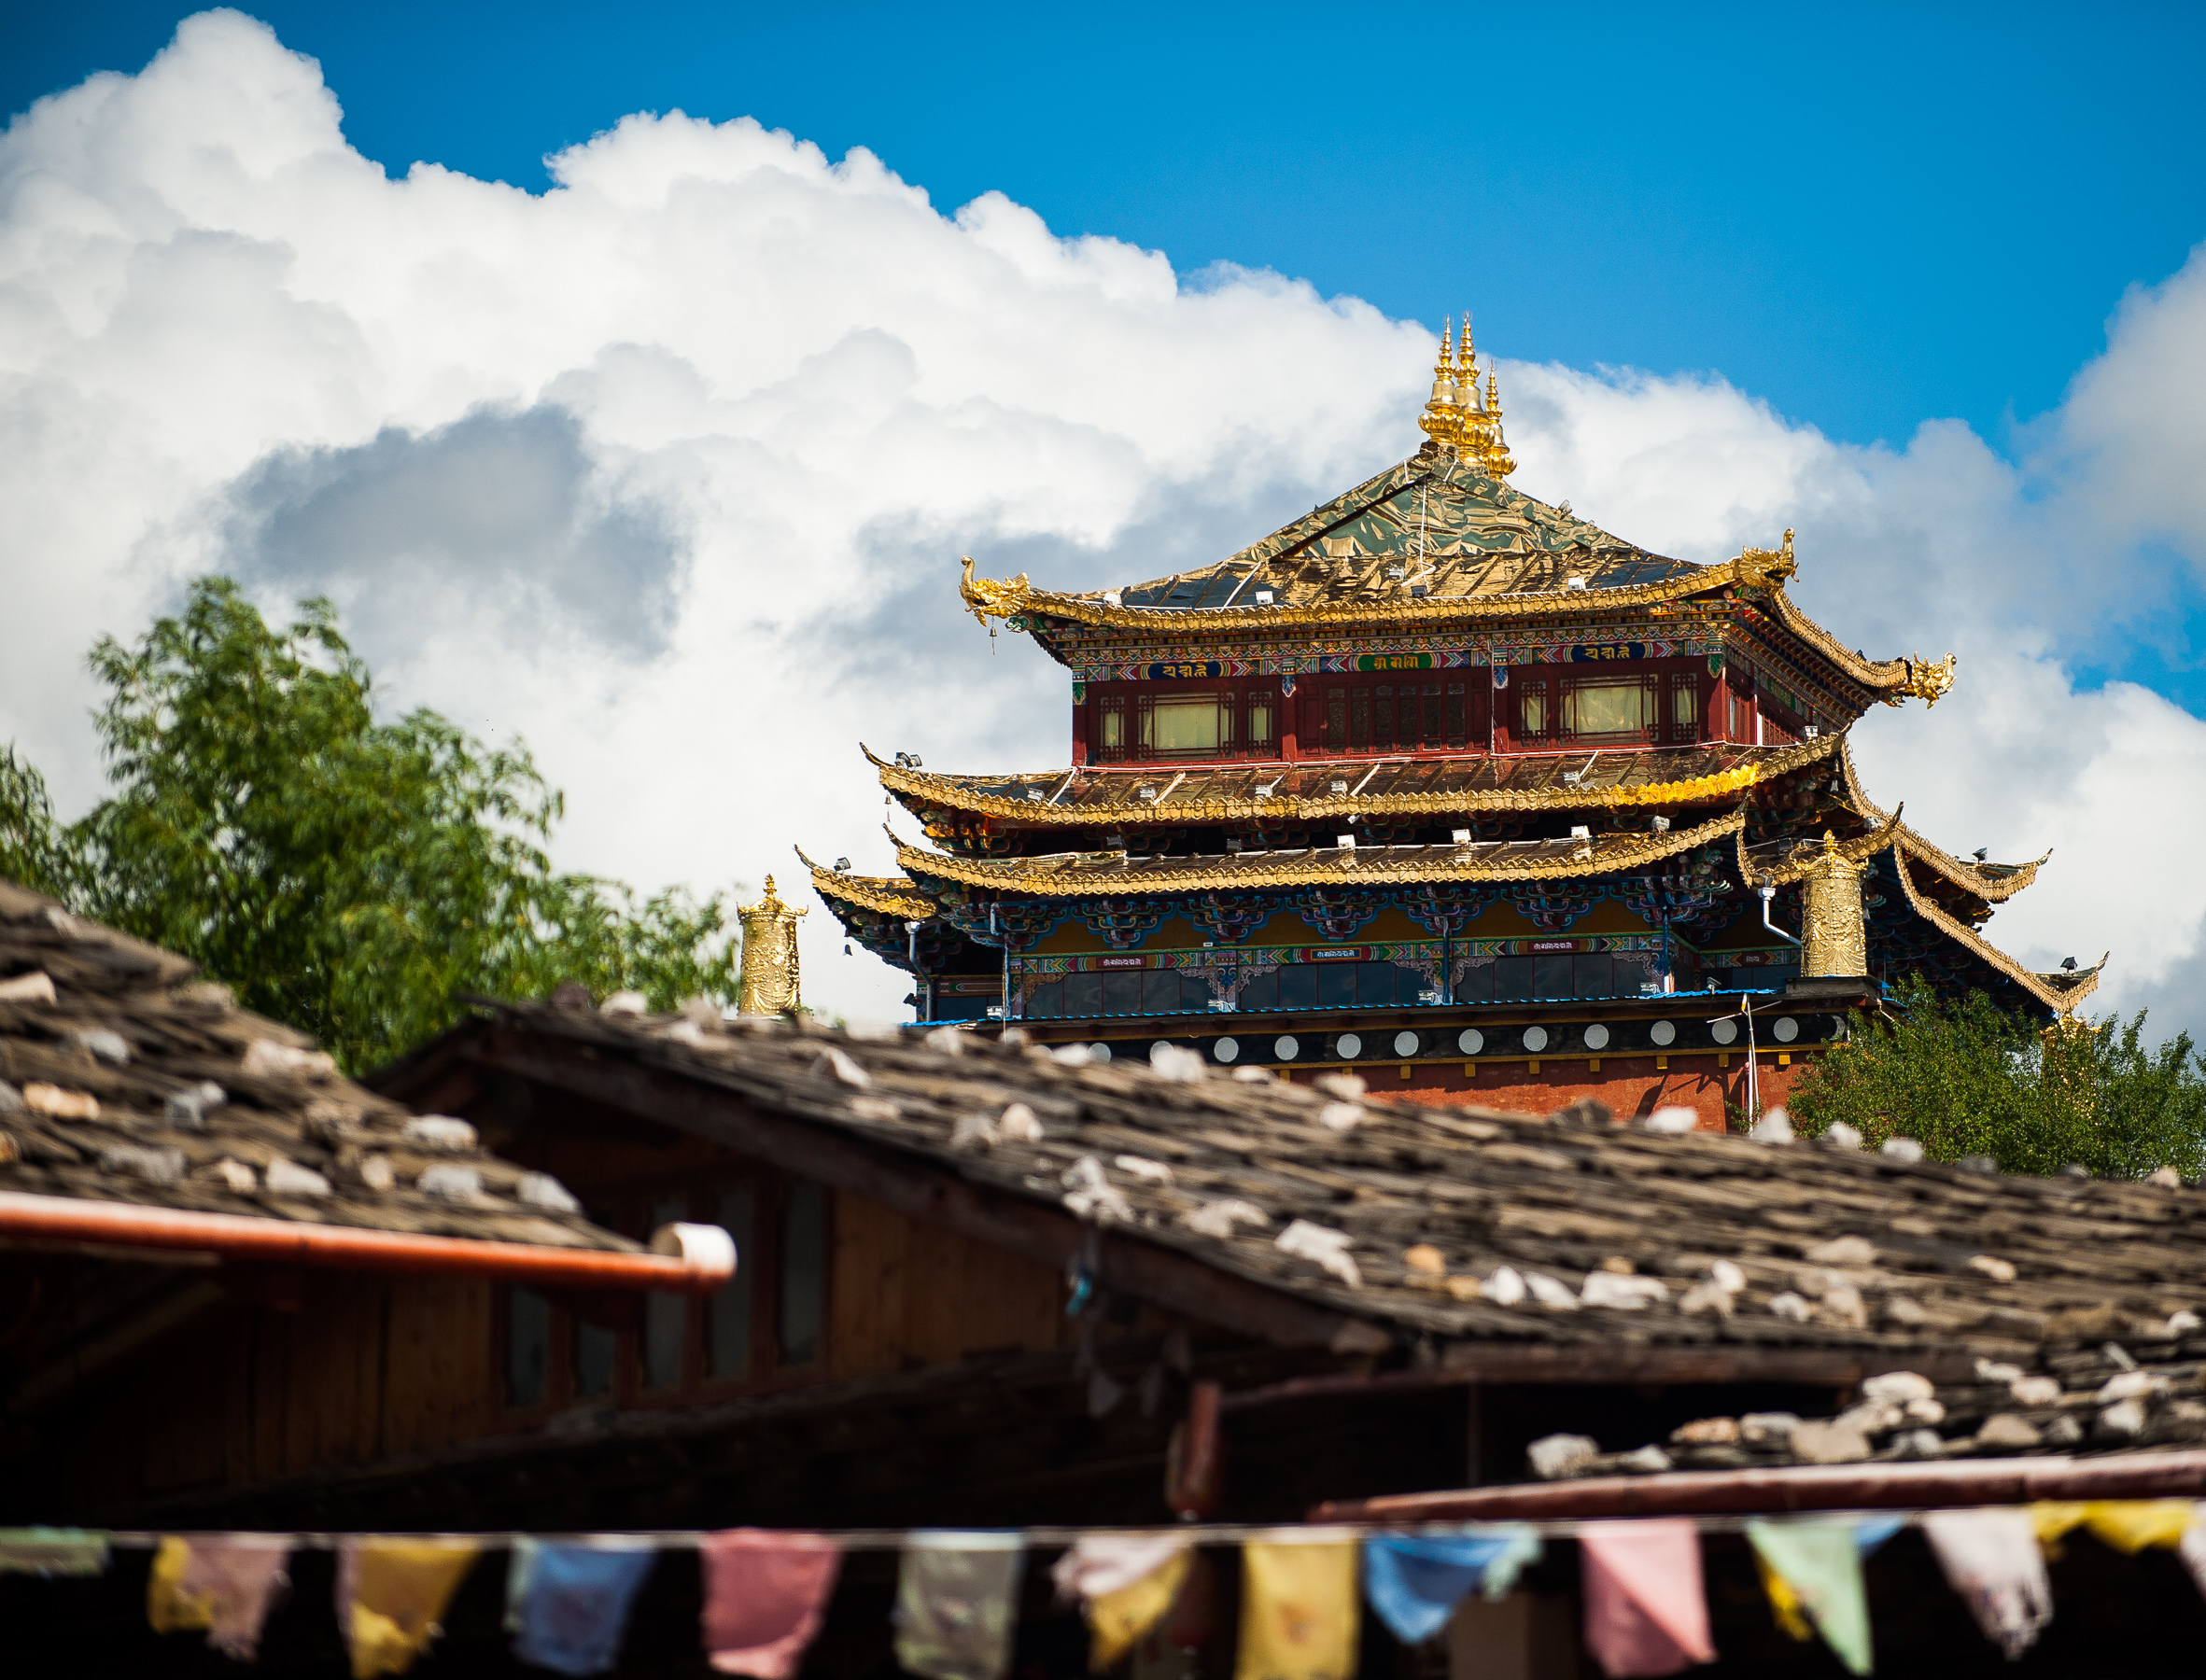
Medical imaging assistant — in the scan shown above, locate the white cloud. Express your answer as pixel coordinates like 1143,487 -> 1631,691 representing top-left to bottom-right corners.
3,10 -> 2204,1035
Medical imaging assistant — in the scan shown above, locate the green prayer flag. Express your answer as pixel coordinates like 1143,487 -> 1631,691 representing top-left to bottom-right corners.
1747,1519 -> 1873,1676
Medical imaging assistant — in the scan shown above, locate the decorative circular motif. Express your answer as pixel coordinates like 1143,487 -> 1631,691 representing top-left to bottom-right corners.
1214,1037 -> 1241,1062
1336,1032 -> 1364,1059
1089,1043 -> 1112,1062
1458,1029 -> 1484,1056
1773,1016 -> 1800,1043
1649,1020 -> 1677,1047
1583,1023 -> 1611,1052
1393,1030 -> 1419,1057
1152,1041 -> 1176,1061
1274,1035 -> 1300,1060
1523,1025 -> 1550,1054
1711,1018 -> 1739,1046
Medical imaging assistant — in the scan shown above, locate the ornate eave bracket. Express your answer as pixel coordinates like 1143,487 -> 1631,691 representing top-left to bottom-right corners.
1886,652 -> 1959,708
959,555 -> 1033,634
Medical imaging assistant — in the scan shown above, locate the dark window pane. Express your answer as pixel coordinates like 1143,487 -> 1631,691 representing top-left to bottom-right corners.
1317,964 -> 1357,1009
642,1195 -> 686,1390
1026,980 -> 1064,1019
1374,689 -> 1395,748
1534,954 -> 1575,999
505,1287 -> 549,1407
1398,962 -> 1435,1005
708,1184 -> 755,1379
1615,954 -> 1656,996
1575,955 -> 1616,999
1350,689 -> 1371,747
1278,965 -> 1318,1010
1355,961 -> 1397,1005
1494,957 -> 1535,1001
1454,962 -> 1492,1003
575,1321 -> 616,1398
1445,683 -> 1466,743
1238,969 -> 1279,1012
779,1179 -> 827,1366
1327,691 -> 1347,748
1064,971 -> 1103,1015
1143,970 -> 1187,1014
1101,971 -> 1142,1014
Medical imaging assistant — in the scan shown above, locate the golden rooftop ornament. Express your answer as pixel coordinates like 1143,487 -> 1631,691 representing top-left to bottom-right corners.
736,875 -> 807,1016
1416,313 -> 1515,479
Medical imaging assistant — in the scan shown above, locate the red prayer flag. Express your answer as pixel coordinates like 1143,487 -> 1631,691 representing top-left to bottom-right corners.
700,1530 -> 843,1679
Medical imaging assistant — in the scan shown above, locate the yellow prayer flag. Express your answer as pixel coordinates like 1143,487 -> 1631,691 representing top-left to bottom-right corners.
1090,1548 -> 1190,1673
1753,1552 -> 1814,1643
343,1539 -> 481,1679
2031,1500 -> 2197,1557
1237,1541 -> 1357,1680
148,1537 -> 214,1635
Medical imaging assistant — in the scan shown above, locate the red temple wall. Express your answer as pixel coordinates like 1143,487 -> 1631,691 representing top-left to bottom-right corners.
1283,1051 -> 1816,1134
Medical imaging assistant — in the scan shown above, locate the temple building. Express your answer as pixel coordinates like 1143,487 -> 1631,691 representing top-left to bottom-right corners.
804,322 -> 2101,1127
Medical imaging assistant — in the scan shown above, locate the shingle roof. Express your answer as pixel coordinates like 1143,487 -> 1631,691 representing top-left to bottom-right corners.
0,879 -> 631,1252
427,1006 -> 2206,1380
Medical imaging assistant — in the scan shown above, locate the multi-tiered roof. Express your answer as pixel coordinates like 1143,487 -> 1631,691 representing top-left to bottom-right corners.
803,323 -> 2098,1057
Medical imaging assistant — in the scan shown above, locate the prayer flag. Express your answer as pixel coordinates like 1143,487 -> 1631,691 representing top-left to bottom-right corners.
148,1534 -> 291,1660
0,1528 -> 108,1577
1052,1534 -> 1191,1672
1361,1529 -> 1540,1645
1237,1535 -> 1358,1680
337,1537 -> 480,1679
1577,1520 -> 1714,1679
1919,1509 -> 2052,1659
2032,1500 -> 2198,1555
1746,1520 -> 1871,1677
504,1537 -> 656,1676
702,1530 -> 844,1679
894,1533 -> 1025,1680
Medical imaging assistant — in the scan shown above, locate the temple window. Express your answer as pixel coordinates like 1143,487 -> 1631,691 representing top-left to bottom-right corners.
1519,679 -> 1551,742
1350,687 -> 1372,747
1669,676 -> 1699,742
1561,676 -> 1657,742
1247,693 -> 1275,749
1145,693 -> 1223,755
1446,682 -> 1468,744
1098,698 -> 1129,760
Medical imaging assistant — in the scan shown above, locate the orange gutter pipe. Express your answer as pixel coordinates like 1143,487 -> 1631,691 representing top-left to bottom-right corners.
0,1192 -> 735,1293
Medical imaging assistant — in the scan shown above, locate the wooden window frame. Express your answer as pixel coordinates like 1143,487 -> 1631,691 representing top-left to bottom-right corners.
494,1165 -> 834,1421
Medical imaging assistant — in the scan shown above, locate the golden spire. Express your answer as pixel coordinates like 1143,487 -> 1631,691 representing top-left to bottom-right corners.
1455,313 -> 1478,402
1416,317 -> 1467,452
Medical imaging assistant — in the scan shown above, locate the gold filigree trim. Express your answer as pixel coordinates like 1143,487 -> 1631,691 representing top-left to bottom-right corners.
1890,851 -> 2103,1015
865,735 -> 1843,825
1834,742 -> 2045,903
795,847 -> 937,919
891,809 -> 1746,896
1761,589 -> 1956,704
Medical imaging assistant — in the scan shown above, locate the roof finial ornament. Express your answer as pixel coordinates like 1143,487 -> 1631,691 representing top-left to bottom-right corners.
1416,316 -> 1468,455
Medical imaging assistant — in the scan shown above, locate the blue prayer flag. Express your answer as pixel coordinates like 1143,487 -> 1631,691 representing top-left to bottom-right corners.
505,1538 -> 658,1676
1362,1529 -> 1542,1645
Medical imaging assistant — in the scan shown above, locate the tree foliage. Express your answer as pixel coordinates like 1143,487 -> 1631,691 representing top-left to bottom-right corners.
7,579 -> 739,1073
1788,975 -> 2206,1180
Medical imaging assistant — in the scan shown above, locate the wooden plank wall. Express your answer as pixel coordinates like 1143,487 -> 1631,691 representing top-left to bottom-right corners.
57,1173 -> 1064,1508
828,1188 -> 1068,1379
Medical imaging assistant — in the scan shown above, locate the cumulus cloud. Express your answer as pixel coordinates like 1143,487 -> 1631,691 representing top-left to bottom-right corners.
2,9 -> 2203,1032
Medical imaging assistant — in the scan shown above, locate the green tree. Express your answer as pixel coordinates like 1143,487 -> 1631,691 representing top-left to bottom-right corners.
0,745 -> 68,899
13,578 -> 739,1072
1788,975 -> 2206,1180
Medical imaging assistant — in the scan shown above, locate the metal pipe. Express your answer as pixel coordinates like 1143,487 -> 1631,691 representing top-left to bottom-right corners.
0,1192 -> 735,1292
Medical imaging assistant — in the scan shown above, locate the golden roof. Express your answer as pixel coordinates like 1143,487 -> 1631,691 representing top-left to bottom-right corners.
1889,849 -> 2103,1015
891,808 -> 1745,896
794,847 -> 937,920
870,736 -> 1842,827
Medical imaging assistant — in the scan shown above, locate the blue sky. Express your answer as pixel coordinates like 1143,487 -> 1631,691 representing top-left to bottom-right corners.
5,5 -> 2206,1028
12,2 -> 2206,450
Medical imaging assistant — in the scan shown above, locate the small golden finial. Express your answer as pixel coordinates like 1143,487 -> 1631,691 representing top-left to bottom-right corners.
1417,316 -> 1467,453
1456,312 -> 1477,395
